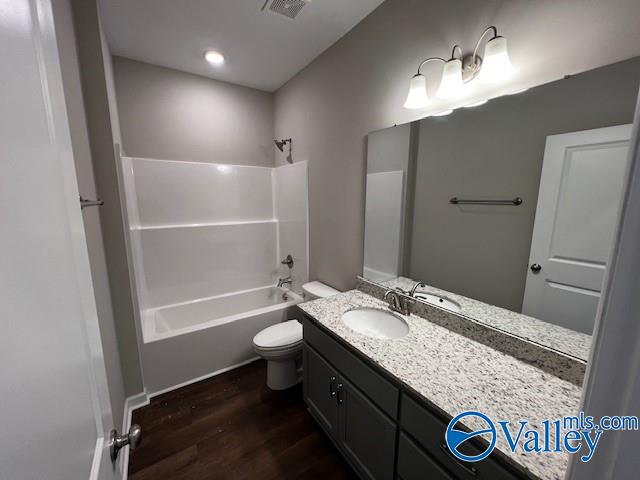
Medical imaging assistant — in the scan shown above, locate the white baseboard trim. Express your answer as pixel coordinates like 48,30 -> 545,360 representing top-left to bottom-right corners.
121,391 -> 150,480
148,356 -> 261,399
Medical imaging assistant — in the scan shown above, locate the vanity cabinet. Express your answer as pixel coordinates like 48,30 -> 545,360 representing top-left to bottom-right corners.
303,344 -> 339,436
304,345 -> 397,479
302,316 -> 529,480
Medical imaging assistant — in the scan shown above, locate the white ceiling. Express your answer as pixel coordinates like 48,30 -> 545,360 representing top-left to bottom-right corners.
99,0 -> 384,92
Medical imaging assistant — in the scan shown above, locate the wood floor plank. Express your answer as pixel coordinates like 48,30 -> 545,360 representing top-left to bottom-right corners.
129,360 -> 357,480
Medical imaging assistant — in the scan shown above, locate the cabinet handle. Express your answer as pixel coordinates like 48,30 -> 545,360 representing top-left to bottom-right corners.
329,376 -> 337,397
336,383 -> 344,405
439,443 -> 478,477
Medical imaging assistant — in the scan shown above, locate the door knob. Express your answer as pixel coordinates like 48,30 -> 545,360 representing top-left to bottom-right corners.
110,424 -> 142,461
530,263 -> 542,273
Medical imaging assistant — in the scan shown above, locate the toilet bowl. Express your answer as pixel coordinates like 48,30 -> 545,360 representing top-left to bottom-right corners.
253,281 -> 340,390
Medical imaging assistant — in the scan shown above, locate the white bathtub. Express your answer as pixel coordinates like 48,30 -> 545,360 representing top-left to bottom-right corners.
141,286 -> 303,393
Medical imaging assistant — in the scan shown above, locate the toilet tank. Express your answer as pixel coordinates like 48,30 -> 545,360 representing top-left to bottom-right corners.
302,281 -> 340,301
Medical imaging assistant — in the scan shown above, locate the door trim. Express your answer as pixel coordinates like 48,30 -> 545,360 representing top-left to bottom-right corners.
565,91 -> 640,479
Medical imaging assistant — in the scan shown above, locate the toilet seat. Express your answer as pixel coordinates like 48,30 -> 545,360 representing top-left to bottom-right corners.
253,320 -> 302,350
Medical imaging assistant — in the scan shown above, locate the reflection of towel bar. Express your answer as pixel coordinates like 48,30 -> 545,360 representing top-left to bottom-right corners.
450,197 -> 523,206
80,196 -> 104,209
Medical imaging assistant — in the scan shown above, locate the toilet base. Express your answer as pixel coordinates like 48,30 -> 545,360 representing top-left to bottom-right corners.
266,357 -> 301,390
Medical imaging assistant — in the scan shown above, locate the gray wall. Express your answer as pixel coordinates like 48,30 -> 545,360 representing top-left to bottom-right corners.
71,0 -> 144,397
273,0 -> 640,291
52,0 -> 126,429
113,56 -> 274,166
410,58 -> 640,312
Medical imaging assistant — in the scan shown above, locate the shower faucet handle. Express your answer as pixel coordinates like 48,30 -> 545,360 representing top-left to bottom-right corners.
281,254 -> 294,269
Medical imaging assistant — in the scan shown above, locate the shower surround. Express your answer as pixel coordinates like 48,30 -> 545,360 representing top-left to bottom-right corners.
119,156 -> 308,393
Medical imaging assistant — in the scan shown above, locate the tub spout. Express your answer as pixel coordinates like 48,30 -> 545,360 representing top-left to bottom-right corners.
277,277 -> 292,288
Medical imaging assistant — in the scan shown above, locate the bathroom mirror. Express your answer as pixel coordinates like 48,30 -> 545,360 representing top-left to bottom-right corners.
363,57 -> 640,360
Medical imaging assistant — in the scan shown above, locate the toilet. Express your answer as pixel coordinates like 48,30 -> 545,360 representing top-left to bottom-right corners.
253,281 -> 340,390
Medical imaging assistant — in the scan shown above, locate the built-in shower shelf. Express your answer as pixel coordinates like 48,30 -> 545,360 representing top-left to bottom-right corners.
132,219 -> 278,231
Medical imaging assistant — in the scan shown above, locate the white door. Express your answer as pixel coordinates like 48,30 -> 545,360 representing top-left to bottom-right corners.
0,1 -> 120,479
522,125 -> 632,334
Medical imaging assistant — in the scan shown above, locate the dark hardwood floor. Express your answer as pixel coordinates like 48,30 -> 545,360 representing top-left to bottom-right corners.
129,360 -> 357,480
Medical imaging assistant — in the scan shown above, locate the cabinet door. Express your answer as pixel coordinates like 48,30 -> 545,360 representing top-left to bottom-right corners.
338,378 -> 397,480
303,344 -> 340,438
397,433 -> 454,480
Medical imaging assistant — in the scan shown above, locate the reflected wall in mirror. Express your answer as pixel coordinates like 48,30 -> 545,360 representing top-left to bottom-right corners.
364,57 -> 640,357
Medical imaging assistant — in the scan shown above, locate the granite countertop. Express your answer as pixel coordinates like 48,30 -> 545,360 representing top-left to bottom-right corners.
382,277 -> 592,362
299,289 -> 583,480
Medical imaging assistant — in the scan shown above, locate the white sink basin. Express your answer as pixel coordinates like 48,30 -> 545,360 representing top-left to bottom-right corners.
342,308 -> 409,340
414,293 -> 461,313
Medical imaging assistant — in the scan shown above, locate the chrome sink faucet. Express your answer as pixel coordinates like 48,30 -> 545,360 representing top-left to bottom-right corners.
384,290 -> 414,316
409,281 -> 426,297
277,276 -> 292,288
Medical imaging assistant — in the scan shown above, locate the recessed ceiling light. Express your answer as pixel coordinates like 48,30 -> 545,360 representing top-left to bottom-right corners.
205,50 -> 225,66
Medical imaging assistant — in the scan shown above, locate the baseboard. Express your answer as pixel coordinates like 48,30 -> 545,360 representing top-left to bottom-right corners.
148,356 -> 261,399
121,391 -> 150,480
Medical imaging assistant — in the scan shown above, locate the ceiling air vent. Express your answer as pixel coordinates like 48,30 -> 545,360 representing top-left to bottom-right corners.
263,0 -> 308,19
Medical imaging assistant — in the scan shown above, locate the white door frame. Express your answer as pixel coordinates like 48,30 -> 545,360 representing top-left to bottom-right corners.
1,0 -> 120,478
565,89 -> 640,478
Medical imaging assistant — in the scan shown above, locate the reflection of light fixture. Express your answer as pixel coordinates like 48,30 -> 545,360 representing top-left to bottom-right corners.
216,164 -> 233,174
404,26 -> 513,109
205,50 -> 225,66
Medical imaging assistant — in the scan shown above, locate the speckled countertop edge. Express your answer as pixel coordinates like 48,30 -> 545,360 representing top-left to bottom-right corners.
299,289 -> 583,480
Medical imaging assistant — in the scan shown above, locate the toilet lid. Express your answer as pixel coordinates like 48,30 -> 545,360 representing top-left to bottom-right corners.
253,320 -> 302,349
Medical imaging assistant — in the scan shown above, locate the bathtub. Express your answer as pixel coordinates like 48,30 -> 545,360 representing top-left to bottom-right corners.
141,286 -> 303,394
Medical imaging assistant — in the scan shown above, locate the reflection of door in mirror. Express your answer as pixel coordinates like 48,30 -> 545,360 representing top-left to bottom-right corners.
523,125 -> 632,334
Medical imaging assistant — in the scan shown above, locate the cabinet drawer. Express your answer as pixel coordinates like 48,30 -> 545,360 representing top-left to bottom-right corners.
303,317 -> 399,418
398,433 -> 454,480
400,394 -> 520,480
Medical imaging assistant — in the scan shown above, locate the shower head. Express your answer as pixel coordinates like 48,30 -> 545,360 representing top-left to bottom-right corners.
274,138 -> 291,152
274,138 -> 294,163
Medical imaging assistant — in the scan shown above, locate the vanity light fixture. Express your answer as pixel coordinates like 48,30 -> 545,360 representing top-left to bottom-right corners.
204,50 -> 225,66
404,26 -> 513,109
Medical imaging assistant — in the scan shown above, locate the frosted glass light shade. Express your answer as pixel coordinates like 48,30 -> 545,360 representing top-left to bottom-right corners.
437,59 -> 464,99
478,36 -> 513,83
404,74 -> 428,109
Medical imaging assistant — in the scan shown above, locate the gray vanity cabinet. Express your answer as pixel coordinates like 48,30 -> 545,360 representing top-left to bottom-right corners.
303,345 -> 339,436
303,344 -> 397,480
302,316 -> 526,480
338,377 -> 397,480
